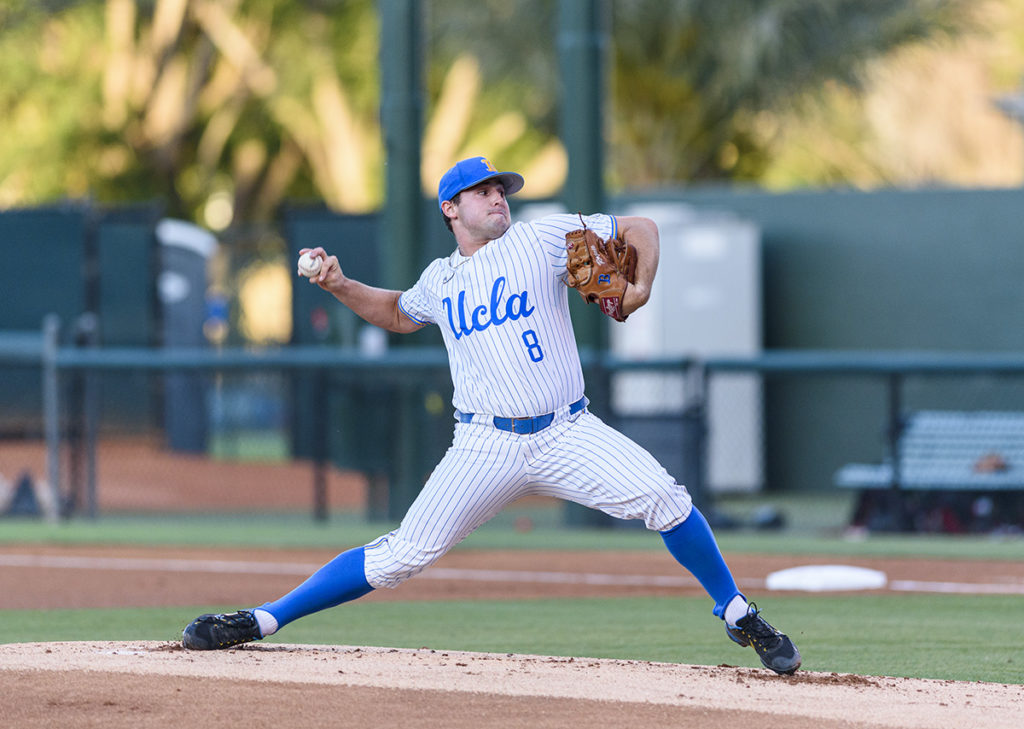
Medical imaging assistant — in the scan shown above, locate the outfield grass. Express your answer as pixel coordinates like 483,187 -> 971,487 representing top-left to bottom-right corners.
2,594 -> 1020,685
2,511 -> 1024,561
3,496 -> 1023,685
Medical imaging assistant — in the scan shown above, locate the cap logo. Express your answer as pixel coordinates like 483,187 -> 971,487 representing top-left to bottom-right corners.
438,156 -> 524,212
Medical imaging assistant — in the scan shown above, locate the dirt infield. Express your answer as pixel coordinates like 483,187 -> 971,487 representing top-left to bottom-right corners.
3,640 -> 1022,729
2,544 -> 1024,728
0,437 -> 368,515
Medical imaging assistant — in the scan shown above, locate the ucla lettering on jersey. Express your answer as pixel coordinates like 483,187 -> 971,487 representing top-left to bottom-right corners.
442,276 -> 535,339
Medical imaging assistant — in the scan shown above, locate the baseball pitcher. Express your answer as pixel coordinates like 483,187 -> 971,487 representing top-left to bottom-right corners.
182,157 -> 801,675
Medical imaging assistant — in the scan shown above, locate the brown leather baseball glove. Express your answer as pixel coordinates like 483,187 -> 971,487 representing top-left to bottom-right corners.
565,223 -> 637,322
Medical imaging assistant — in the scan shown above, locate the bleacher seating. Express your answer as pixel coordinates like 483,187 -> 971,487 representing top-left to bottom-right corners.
835,410 -> 1024,491
835,410 -> 1024,532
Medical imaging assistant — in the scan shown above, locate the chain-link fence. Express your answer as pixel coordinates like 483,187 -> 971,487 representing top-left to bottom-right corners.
704,353 -> 1024,535
4,328 -> 1024,536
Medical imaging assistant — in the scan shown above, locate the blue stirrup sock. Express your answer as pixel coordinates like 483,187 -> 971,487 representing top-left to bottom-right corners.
256,546 -> 374,634
660,507 -> 744,620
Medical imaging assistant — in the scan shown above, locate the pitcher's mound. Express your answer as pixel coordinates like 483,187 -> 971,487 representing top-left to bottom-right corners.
0,641 -> 1020,729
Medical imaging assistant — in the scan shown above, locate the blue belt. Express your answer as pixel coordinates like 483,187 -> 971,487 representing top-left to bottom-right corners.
457,397 -> 586,434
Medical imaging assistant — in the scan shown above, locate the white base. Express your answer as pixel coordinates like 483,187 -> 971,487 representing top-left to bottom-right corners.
765,564 -> 888,592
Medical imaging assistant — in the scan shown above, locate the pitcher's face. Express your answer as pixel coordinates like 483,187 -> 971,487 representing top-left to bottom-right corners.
446,180 -> 511,242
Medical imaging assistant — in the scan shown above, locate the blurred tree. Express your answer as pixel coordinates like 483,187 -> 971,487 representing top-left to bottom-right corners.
0,1 -> 81,30
609,0 -> 976,187
0,0 -> 568,224
0,0 -> 998,228
0,0 -> 383,225
423,0 -> 566,197
761,0 -> 1024,188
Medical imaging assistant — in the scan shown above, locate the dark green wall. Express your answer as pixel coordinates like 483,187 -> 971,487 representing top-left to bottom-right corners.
0,206 -> 87,332
0,204 -> 160,432
94,207 -> 161,428
0,206 -> 87,432
620,186 -> 1024,492
659,187 -> 1024,351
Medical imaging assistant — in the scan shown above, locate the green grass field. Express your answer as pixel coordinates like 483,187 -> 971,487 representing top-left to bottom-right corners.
2,594 -> 1020,684
2,507 -> 1023,685
3,509 -> 1024,560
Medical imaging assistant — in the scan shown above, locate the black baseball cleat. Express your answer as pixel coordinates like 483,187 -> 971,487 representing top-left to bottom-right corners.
182,610 -> 262,650
726,603 -> 802,675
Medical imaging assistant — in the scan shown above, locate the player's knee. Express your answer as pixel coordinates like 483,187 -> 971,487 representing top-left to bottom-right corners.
643,484 -> 693,532
362,534 -> 446,590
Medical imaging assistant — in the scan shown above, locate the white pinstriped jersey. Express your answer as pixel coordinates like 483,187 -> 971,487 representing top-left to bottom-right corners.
398,213 -> 618,417
363,210 -> 693,591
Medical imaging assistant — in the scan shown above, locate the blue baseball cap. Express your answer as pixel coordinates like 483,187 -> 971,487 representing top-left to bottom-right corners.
437,156 -> 524,211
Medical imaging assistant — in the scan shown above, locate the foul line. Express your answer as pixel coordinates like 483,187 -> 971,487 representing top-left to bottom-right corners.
1,554 -> 1022,595
0,554 -> 698,588
888,579 -> 1024,595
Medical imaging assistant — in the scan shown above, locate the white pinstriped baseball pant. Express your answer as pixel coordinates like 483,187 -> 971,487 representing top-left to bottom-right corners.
363,409 -> 693,589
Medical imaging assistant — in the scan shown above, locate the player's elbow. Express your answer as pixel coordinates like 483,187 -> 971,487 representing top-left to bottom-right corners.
619,216 -> 659,244
634,216 -> 659,240
391,311 -> 426,334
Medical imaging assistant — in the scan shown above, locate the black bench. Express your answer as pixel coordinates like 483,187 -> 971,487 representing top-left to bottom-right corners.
834,410 -> 1024,532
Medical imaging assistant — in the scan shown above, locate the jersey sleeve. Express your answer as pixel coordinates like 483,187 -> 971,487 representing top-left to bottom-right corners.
397,264 -> 438,326
531,213 -> 619,281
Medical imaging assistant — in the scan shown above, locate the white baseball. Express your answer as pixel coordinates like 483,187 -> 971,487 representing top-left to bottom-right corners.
297,252 -> 323,277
